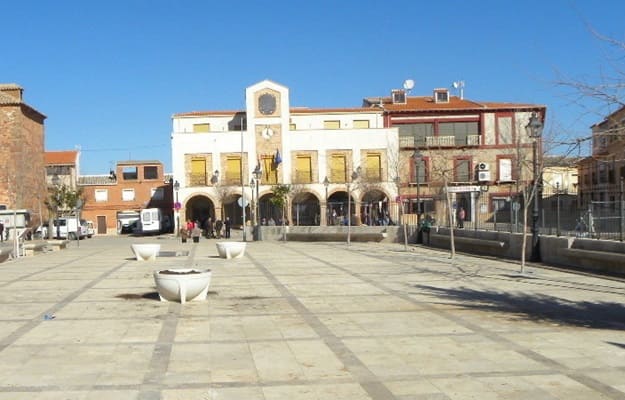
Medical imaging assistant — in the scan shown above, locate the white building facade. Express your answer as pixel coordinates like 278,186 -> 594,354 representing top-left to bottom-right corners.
171,80 -> 399,232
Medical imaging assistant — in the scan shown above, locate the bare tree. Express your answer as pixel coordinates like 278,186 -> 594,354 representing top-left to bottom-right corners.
427,148 -> 457,259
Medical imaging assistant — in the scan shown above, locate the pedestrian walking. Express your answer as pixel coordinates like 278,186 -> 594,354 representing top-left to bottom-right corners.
224,217 -> 231,239
457,207 -> 465,228
0,221 -> 4,242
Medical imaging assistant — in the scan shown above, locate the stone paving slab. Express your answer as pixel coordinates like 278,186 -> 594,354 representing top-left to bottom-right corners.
0,235 -> 624,400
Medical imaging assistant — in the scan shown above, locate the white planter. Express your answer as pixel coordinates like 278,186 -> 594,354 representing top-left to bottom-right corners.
131,244 -> 161,261
153,268 -> 212,304
216,241 -> 246,259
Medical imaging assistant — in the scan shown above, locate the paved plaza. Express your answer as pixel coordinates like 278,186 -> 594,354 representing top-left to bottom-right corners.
0,235 -> 624,400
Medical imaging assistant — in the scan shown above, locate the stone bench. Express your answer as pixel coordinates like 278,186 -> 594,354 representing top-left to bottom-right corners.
561,248 -> 625,275
429,233 -> 507,256
47,240 -> 69,251
23,243 -> 47,256
286,232 -> 386,242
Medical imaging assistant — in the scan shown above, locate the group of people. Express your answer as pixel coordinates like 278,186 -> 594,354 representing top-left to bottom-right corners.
180,217 -> 232,241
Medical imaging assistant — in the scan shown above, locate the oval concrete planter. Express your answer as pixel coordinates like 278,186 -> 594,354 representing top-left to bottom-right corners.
131,244 -> 161,261
216,241 -> 246,259
153,268 -> 212,304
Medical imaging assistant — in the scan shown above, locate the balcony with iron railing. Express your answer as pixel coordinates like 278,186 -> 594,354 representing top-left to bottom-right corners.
400,134 -> 481,148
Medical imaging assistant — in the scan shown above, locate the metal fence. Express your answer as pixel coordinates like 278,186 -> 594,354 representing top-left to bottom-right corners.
401,188 -> 625,241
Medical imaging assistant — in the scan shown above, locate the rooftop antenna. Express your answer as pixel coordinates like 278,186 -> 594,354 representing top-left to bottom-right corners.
403,79 -> 415,94
452,80 -> 465,99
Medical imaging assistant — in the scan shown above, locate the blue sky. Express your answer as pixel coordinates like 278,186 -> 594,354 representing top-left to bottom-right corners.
3,0 -> 624,174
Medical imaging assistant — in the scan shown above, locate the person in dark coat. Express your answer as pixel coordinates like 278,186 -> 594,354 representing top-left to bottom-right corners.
224,217 -> 231,238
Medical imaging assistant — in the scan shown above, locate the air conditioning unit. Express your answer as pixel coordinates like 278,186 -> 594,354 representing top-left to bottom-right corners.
477,162 -> 489,171
478,170 -> 491,182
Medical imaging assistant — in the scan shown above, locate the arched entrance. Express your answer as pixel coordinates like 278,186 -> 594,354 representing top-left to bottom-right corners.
327,191 -> 353,226
223,193 -> 250,227
184,195 -> 216,229
361,189 -> 391,226
258,193 -> 280,225
291,192 -> 321,226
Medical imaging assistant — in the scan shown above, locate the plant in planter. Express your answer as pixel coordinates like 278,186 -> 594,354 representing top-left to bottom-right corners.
153,268 -> 211,304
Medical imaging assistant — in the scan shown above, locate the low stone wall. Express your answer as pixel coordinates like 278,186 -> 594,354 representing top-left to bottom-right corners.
540,236 -> 625,275
255,225 -> 395,242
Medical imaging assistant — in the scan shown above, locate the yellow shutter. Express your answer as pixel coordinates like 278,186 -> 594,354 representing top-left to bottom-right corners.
354,120 -> 370,129
295,156 -> 312,183
366,153 -> 381,181
190,159 -> 206,186
226,157 -> 241,185
330,154 -> 346,182
324,120 -> 340,129
193,123 -> 210,133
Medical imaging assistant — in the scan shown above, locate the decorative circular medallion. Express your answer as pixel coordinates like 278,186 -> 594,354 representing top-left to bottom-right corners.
258,93 -> 277,115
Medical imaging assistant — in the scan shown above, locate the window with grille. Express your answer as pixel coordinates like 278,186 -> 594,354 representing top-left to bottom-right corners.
454,159 -> 471,182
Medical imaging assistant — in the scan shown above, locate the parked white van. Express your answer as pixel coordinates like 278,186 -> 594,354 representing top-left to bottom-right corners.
52,218 -> 86,240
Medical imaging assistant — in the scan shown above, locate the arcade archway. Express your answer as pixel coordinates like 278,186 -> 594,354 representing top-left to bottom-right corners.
184,195 -> 216,228
291,192 -> 321,226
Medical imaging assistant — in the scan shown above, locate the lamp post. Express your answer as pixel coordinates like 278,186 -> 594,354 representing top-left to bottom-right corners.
323,176 -> 330,225
51,173 -> 61,239
347,167 -> 360,246
173,180 -> 180,236
556,182 -> 561,237
253,164 -> 262,240
250,178 -> 255,225
526,111 -> 544,262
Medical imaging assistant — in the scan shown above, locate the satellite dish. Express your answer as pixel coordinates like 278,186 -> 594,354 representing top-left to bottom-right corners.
403,79 -> 415,91
452,81 -> 459,89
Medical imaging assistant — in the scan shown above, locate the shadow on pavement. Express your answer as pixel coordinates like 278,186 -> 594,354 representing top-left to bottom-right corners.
414,284 -> 625,330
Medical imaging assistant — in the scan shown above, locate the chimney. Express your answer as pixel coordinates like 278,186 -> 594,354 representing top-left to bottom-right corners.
0,84 -> 24,102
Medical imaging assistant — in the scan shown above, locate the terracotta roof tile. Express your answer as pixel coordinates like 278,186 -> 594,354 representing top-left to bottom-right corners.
45,151 -> 78,165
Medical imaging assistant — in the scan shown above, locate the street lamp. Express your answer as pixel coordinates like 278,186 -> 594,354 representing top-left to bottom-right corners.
347,167 -> 361,246
173,180 -> 180,236
323,176 -> 330,225
51,173 -> 61,239
526,111 -> 543,261
253,164 -> 262,240
556,182 -> 561,237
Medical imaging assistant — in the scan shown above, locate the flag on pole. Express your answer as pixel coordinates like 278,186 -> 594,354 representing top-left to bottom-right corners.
274,149 -> 282,165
